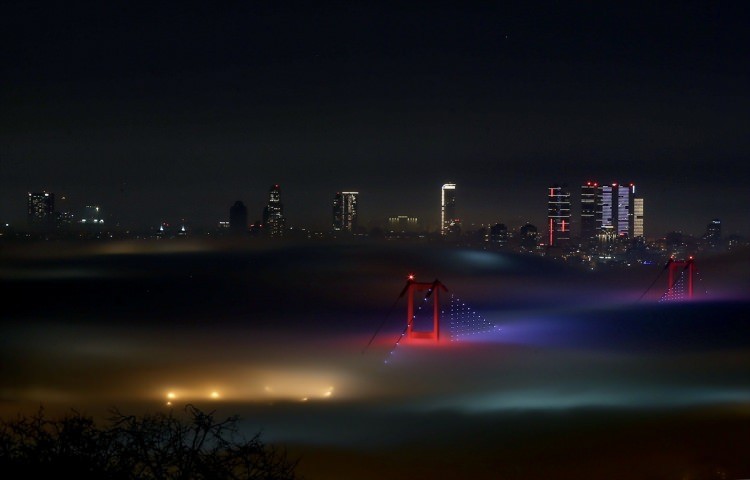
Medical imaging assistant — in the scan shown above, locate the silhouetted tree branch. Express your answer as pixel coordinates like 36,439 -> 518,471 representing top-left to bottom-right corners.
0,404 -> 302,479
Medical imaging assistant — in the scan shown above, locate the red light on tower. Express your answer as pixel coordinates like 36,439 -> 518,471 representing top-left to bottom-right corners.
407,273 -> 415,281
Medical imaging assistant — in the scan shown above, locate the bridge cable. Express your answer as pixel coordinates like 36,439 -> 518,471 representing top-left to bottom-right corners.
384,291 -> 433,361
636,259 -> 671,302
361,281 -> 411,354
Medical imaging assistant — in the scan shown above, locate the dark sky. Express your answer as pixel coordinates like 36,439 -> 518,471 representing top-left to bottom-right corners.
2,1 -> 749,235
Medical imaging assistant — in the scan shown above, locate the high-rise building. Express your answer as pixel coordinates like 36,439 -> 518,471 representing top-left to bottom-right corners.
580,181 -> 601,242
520,223 -> 539,251
581,182 -> 644,240
705,218 -> 721,250
333,191 -> 358,232
27,191 -> 55,228
488,223 -> 509,247
600,183 -> 642,238
229,200 -> 248,234
547,184 -> 571,246
441,183 -> 457,236
633,196 -> 644,238
262,184 -> 286,238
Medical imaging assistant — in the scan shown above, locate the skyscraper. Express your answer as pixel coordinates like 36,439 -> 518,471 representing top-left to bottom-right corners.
581,182 -> 644,240
547,184 -> 571,246
488,223 -> 509,247
580,181 -> 601,242
600,183 -> 642,238
229,200 -> 248,235
441,183 -> 457,236
27,191 -> 55,228
633,196 -> 644,238
262,184 -> 285,238
333,191 -> 358,232
520,223 -> 539,251
705,218 -> 721,250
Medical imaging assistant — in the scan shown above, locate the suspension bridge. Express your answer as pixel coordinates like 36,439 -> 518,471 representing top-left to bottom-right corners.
639,256 -> 708,302
364,257 -> 706,360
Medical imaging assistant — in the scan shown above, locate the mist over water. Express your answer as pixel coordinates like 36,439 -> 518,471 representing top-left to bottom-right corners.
2,239 -> 750,478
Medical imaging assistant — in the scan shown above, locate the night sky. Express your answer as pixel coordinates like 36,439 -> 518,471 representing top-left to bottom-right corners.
2,1 -> 749,235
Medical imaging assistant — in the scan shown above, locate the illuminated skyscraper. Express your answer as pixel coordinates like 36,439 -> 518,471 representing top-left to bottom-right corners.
580,181 -> 601,242
547,184 -> 571,246
333,191 -> 358,232
262,184 -> 285,238
27,191 -> 55,227
600,183 -> 642,238
633,196 -> 644,237
441,183 -> 457,236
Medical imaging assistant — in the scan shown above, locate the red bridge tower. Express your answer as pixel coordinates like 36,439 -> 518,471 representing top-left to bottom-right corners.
403,275 -> 449,343
667,256 -> 695,299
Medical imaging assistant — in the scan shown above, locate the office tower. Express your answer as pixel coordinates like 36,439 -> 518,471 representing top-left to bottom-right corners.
580,181 -> 601,242
633,196 -> 644,237
262,184 -> 286,238
547,184 -> 571,246
488,223 -> 509,247
27,191 -> 55,227
333,191 -> 358,232
705,218 -> 721,250
229,200 -> 248,234
441,183 -> 457,236
600,183 -> 642,238
520,223 -> 539,251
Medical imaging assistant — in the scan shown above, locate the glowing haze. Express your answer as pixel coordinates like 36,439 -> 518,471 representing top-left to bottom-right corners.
2,239 -> 750,478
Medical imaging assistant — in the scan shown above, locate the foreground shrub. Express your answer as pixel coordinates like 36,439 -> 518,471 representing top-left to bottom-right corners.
0,404 -> 301,479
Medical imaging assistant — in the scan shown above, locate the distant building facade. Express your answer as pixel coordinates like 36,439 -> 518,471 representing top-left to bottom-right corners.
441,183 -> 458,236
229,200 -> 248,234
81,205 -> 104,225
704,218 -> 722,251
262,184 -> 286,238
388,215 -> 419,233
488,223 -> 509,247
520,223 -> 539,251
580,182 -> 644,241
333,191 -> 358,232
547,184 -> 571,246
27,192 -> 55,228
580,181 -> 601,242
601,183 -> 643,238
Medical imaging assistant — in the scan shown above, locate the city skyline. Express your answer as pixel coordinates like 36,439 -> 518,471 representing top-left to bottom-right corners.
12,180 -> 741,241
2,2 -> 748,237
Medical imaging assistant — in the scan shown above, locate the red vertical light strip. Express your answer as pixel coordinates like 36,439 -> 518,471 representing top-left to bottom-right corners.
549,218 -> 554,245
